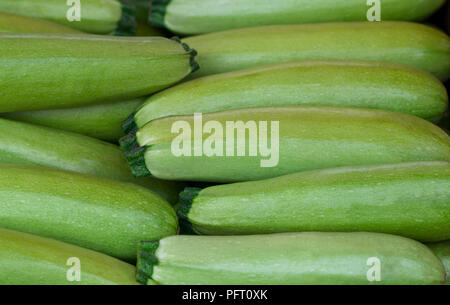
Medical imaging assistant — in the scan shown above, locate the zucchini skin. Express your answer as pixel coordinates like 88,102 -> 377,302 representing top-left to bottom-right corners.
131,60 -> 448,130
0,229 -> 139,285
137,232 -> 445,285
180,161 -> 450,242
183,21 -> 450,81
3,98 -> 145,143
428,241 -> 450,284
0,118 -> 182,204
153,0 -> 446,35
0,34 -> 197,112
0,0 -> 134,34
0,164 -> 178,261
127,106 -> 450,182
0,12 -> 82,34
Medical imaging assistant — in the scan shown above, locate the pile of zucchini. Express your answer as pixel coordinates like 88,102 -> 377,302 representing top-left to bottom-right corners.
0,0 -> 449,285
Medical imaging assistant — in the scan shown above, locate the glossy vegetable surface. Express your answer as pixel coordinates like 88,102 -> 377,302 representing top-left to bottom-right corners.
0,164 -> 178,261
179,161 -> 450,242
0,0 -> 135,34
152,0 -> 446,35
137,232 -> 445,285
0,118 -> 182,204
0,229 -> 139,285
123,106 -> 450,182
0,34 -> 197,112
128,60 -> 448,131
184,22 -> 450,80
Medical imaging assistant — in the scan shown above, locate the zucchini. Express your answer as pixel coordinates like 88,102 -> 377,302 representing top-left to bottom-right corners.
122,106 -> 450,182
0,33 -> 197,112
183,21 -> 450,81
428,241 -> 450,284
179,161 -> 450,242
0,229 -> 139,285
0,118 -> 182,204
137,232 -> 446,285
0,164 -> 178,261
0,12 -> 82,33
152,0 -> 446,35
127,60 -> 448,132
3,98 -> 145,142
0,0 -> 136,35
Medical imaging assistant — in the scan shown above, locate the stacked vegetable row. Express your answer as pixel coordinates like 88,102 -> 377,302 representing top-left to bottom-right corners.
0,0 -> 448,285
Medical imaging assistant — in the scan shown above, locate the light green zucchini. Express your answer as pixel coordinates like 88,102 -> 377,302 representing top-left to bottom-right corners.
122,106 -> 450,182
0,33 -> 197,112
0,229 -> 139,285
3,98 -> 145,142
126,60 -> 448,132
0,164 -> 178,261
152,0 -> 446,35
0,12 -> 83,33
137,232 -> 445,285
179,161 -> 450,242
0,0 -> 136,35
183,21 -> 450,81
0,118 -> 182,204
428,241 -> 450,284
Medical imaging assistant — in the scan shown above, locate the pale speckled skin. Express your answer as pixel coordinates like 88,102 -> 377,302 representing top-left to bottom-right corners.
0,165 -> 178,261
136,106 -> 450,182
0,12 -> 82,34
0,229 -> 139,285
0,0 -> 122,34
134,60 -> 448,128
428,240 -> 450,284
0,118 -> 182,204
3,98 -> 145,142
0,34 -> 193,112
149,232 -> 445,285
162,0 -> 446,35
186,161 -> 450,242
184,22 -> 450,81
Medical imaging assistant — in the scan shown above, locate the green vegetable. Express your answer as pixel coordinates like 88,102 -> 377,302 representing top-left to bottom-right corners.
152,0 -> 446,35
137,232 -> 445,285
0,164 -> 178,261
0,12 -> 83,33
3,98 -> 145,142
428,241 -> 450,284
127,60 -> 448,132
179,161 -> 450,242
0,0 -> 136,35
183,21 -> 450,81
122,106 -> 450,182
0,33 -> 197,112
0,229 -> 139,285
0,118 -> 182,204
